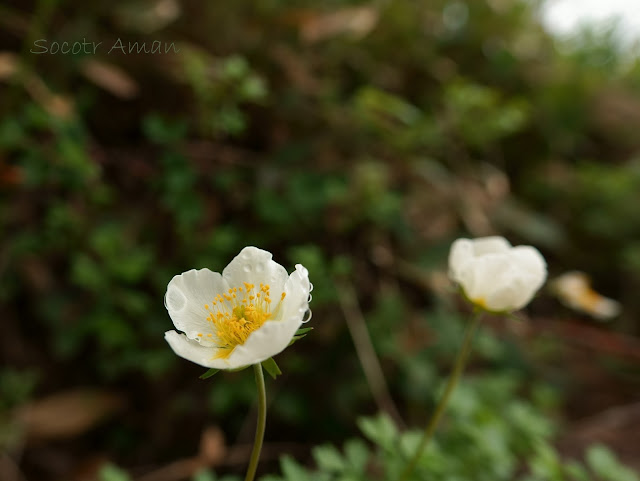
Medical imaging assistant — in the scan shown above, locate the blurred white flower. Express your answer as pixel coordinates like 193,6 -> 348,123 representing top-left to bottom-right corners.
551,271 -> 621,320
164,247 -> 311,369
448,236 -> 547,312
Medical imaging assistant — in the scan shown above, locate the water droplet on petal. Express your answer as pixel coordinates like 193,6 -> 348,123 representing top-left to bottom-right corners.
243,264 -> 252,273
255,263 -> 264,273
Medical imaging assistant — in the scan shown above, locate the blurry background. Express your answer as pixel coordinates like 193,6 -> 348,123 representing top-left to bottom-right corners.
1,0 -> 640,480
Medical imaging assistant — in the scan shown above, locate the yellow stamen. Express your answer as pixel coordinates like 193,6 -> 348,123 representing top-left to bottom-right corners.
201,283 -> 288,360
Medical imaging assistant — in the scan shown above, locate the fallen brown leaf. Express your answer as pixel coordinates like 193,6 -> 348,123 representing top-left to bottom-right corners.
14,389 -> 125,442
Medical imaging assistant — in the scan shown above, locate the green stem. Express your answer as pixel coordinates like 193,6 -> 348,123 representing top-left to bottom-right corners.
244,363 -> 267,481
397,311 -> 482,481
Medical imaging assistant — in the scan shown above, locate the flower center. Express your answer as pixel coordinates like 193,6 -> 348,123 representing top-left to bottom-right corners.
200,282 -> 286,359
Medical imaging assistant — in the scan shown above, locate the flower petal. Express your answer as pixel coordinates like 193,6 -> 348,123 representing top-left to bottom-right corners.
448,238 -> 474,282
510,246 -> 547,292
165,268 -> 229,344
222,246 -> 289,295
470,236 -> 511,256
223,264 -> 311,369
456,253 -> 512,302
448,236 -> 511,282
165,331 -> 230,369
485,273 -> 535,311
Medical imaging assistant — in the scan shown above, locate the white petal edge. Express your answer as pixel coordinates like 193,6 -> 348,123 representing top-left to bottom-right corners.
448,238 -> 474,282
165,330 -> 230,369
470,236 -> 512,256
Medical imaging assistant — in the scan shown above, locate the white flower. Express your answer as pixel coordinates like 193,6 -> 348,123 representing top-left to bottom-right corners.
448,236 -> 547,312
550,271 -> 621,320
164,247 -> 311,369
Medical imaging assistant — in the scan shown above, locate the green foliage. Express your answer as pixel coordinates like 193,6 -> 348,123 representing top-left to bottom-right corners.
262,401 -> 637,481
522,443 -> 640,481
585,444 -> 639,481
99,463 -> 132,481
192,469 -> 241,481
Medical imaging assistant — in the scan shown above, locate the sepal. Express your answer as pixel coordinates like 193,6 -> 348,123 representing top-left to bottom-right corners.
289,327 -> 314,346
261,357 -> 282,380
199,368 -> 220,380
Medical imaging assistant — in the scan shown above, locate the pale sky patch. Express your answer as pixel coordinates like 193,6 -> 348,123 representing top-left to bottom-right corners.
540,0 -> 640,46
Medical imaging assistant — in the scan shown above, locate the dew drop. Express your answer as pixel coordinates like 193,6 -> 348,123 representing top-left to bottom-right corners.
243,264 -> 252,273
255,263 -> 264,273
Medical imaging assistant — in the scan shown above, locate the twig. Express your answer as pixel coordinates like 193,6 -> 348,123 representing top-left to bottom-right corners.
335,279 -> 405,429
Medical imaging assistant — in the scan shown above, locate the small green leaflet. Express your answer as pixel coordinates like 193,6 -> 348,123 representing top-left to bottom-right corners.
261,357 -> 282,380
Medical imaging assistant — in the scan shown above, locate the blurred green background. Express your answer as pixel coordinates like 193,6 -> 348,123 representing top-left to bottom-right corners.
1,0 -> 640,480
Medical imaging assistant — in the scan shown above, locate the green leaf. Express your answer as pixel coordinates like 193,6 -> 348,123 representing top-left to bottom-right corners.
199,368 -> 220,380
343,439 -> 369,473
586,444 -> 617,476
280,455 -> 311,481
357,414 -> 398,451
586,444 -> 639,481
99,463 -> 132,481
563,461 -> 592,481
261,357 -> 282,380
191,469 -> 217,481
313,444 -> 346,473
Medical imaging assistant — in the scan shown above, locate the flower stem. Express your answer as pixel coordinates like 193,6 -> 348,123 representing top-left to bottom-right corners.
244,363 -> 267,481
397,311 -> 482,481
